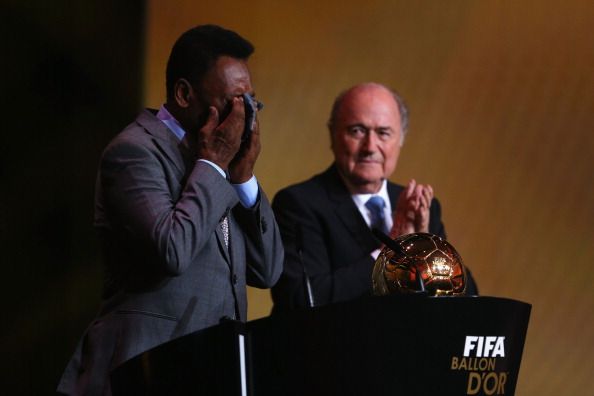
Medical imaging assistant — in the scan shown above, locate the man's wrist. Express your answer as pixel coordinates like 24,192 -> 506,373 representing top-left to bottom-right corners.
229,166 -> 254,184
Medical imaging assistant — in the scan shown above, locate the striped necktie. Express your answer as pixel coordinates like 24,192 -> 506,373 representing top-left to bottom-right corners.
365,195 -> 389,234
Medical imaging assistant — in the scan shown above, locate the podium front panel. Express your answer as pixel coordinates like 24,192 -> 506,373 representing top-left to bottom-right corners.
248,296 -> 530,396
111,321 -> 246,396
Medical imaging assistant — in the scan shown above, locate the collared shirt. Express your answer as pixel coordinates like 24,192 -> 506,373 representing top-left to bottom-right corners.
350,179 -> 393,260
351,179 -> 393,231
156,105 -> 259,208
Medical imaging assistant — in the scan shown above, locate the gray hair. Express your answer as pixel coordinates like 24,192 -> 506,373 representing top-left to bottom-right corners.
327,83 -> 409,144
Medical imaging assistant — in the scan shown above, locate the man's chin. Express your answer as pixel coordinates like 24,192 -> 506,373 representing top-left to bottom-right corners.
348,174 -> 385,193
352,168 -> 384,182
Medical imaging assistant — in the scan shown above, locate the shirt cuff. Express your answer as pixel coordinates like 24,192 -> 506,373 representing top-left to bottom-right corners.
197,159 -> 226,178
233,175 -> 259,208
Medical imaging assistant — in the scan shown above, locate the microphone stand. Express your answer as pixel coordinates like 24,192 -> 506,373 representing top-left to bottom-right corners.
296,225 -> 315,308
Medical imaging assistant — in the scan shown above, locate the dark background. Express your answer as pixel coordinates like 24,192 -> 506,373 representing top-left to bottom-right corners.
0,1 -> 145,393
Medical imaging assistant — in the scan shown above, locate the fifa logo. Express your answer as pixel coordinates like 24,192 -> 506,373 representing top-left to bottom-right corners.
464,336 -> 505,358
451,336 -> 508,395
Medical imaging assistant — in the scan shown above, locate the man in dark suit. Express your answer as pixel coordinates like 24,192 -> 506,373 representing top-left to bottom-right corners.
58,25 -> 283,395
271,83 -> 477,311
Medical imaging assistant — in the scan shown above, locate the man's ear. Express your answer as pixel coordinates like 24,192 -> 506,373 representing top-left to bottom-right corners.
173,78 -> 194,108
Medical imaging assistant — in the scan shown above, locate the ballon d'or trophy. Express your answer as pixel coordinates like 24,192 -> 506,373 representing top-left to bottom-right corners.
372,233 -> 467,296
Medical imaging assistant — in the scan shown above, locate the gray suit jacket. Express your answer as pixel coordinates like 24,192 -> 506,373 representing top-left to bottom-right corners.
58,109 -> 283,395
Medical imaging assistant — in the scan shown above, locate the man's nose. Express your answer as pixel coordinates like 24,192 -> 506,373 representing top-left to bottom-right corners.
361,131 -> 379,152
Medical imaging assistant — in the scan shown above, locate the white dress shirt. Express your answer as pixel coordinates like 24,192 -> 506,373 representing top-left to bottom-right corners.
350,179 -> 393,260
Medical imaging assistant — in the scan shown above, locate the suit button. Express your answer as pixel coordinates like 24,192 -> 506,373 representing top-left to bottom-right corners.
232,274 -> 238,285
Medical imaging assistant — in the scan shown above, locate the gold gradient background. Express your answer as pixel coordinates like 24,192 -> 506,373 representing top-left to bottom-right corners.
145,1 -> 594,394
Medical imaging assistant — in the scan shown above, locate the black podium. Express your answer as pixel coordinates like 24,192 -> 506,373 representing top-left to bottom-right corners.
111,296 -> 530,396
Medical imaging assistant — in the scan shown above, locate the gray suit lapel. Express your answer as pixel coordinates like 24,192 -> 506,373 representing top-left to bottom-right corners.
137,109 -> 232,265
215,222 -> 231,265
136,109 -> 187,177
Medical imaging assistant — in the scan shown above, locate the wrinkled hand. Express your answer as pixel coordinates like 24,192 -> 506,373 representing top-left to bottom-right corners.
413,180 -> 433,233
229,111 -> 261,183
197,97 -> 244,170
391,179 -> 434,237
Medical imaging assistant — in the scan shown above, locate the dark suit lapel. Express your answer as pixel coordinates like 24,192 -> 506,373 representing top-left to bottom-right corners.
387,182 -> 404,217
323,165 -> 380,251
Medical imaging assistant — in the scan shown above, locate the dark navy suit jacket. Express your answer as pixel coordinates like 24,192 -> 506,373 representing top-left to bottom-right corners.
271,164 -> 477,311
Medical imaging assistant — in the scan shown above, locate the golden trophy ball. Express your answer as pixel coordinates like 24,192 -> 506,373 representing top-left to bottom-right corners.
372,233 -> 467,296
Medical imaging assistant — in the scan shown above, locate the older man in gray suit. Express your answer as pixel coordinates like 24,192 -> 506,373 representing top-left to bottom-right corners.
58,25 -> 284,395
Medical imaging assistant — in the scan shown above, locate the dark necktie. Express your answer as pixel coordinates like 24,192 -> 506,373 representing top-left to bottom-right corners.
365,195 -> 389,234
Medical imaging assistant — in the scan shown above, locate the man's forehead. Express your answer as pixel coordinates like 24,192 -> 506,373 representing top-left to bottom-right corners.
202,56 -> 253,94
337,90 -> 401,126
344,85 -> 396,106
